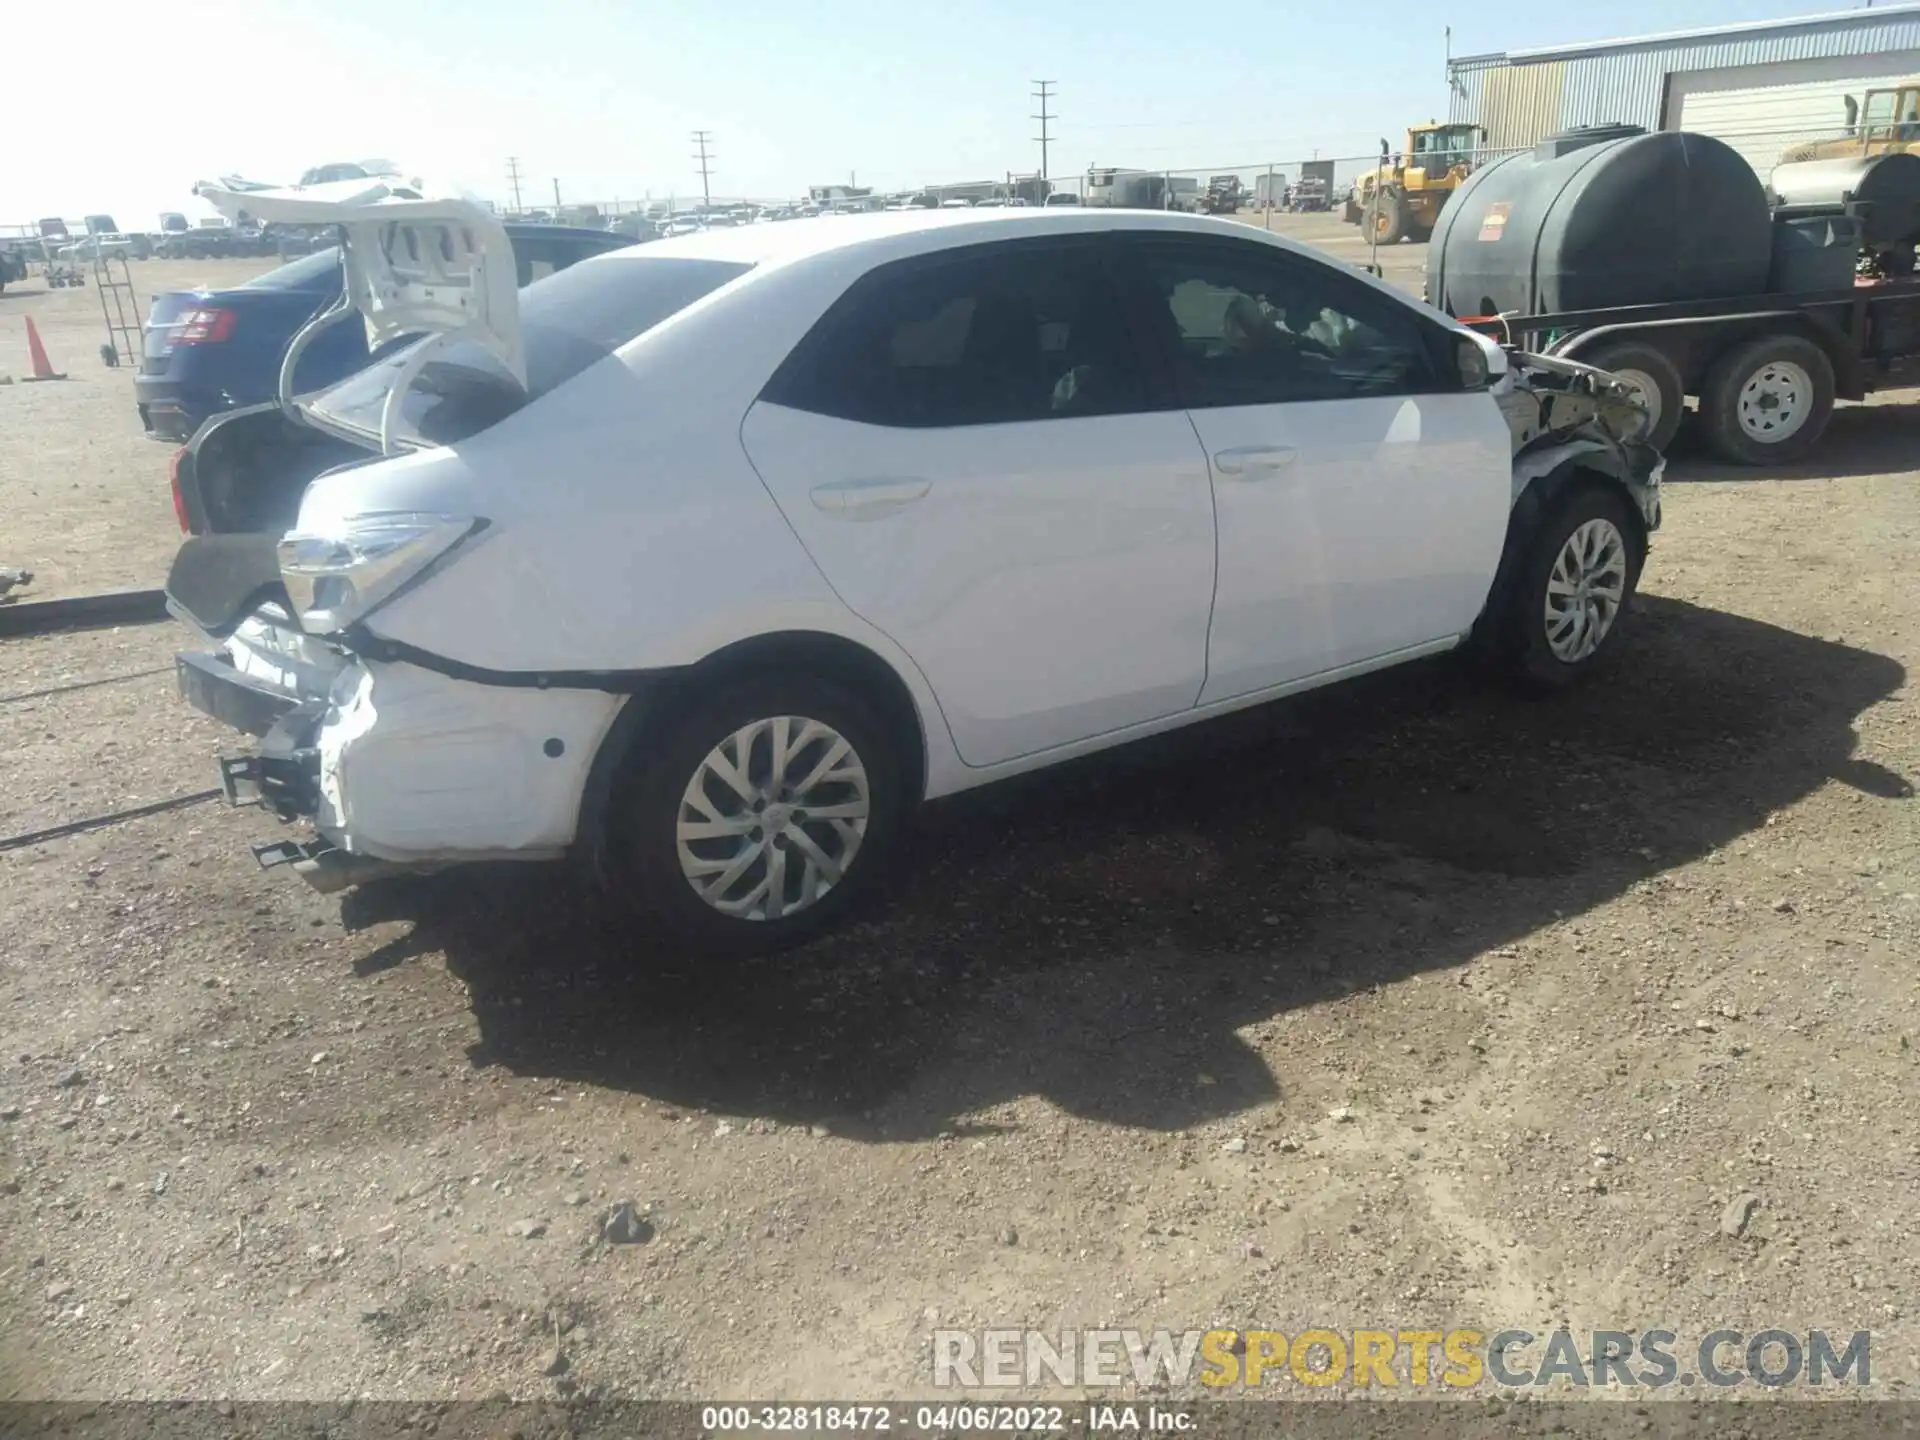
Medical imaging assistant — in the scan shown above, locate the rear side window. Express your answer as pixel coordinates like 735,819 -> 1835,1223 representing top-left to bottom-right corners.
764,241 -> 1147,427
303,255 -> 750,448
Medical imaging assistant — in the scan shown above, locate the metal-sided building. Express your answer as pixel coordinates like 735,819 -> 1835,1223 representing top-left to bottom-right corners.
1448,4 -> 1920,176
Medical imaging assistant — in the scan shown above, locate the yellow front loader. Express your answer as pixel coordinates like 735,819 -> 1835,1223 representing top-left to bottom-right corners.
1343,121 -> 1484,244
1778,85 -> 1920,164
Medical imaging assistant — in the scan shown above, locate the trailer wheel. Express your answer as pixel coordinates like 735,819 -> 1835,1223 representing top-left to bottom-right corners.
1699,333 -> 1834,465
1579,340 -> 1685,451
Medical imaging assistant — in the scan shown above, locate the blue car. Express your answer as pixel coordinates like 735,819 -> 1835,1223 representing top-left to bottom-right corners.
136,224 -> 633,443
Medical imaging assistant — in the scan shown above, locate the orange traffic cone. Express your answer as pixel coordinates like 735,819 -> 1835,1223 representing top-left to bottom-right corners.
22,316 -> 66,382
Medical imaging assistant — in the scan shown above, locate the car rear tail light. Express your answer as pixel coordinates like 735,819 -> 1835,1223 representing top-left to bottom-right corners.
174,307 -> 236,344
169,448 -> 191,534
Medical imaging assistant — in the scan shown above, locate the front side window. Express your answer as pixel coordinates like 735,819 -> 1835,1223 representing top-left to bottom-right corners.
1133,241 -> 1444,408
765,242 -> 1147,427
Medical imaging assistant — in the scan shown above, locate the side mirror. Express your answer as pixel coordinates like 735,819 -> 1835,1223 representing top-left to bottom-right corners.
1456,331 -> 1505,389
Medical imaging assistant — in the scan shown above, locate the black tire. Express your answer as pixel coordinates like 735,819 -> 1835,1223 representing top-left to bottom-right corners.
1698,333 -> 1834,466
1480,481 -> 1646,693
1578,339 -> 1686,452
1365,190 -> 1406,245
601,674 -> 909,955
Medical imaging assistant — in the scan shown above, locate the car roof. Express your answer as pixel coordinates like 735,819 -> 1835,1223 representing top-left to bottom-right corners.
598,207 -> 1308,269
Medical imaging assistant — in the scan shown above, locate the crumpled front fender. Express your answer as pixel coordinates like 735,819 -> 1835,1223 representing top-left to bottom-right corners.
1513,438 -> 1664,534
1501,349 -> 1664,535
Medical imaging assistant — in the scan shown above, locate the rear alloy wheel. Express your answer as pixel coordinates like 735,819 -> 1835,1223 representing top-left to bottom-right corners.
606,676 -> 907,954
1578,340 -> 1685,452
1699,333 -> 1835,466
1495,484 -> 1645,691
675,716 -> 869,920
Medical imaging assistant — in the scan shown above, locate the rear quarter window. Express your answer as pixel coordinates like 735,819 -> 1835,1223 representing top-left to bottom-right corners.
303,255 -> 752,448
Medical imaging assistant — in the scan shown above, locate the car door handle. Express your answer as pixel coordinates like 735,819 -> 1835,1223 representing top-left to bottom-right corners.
1211,445 -> 1297,477
809,477 -> 933,517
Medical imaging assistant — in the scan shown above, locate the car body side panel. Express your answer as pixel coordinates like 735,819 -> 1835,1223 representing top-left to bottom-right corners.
741,400 -> 1216,767
309,305 -> 971,800
1191,390 -> 1513,703
300,241 -> 906,664
263,218 -> 1588,827
339,380 -> 860,676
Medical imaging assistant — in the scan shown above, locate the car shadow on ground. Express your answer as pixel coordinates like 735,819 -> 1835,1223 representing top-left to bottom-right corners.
339,596 -> 1908,1140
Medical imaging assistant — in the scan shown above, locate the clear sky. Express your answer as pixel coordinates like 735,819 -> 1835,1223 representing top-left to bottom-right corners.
4,0 -> 1864,225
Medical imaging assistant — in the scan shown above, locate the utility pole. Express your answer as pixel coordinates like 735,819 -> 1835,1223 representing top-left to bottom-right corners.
691,130 -> 715,207
552,178 -> 562,210
506,156 -> 524,214
1032,81 -> 1056,184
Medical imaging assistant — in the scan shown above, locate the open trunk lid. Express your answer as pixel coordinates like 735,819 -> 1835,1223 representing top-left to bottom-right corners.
195,177 -> 526,409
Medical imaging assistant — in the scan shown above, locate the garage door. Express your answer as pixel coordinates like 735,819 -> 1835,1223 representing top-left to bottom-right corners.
1666,50 -> 1920,178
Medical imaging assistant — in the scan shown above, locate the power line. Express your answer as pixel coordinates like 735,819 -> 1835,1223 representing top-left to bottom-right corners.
691,130 -> 715,207
1032,81 -> 1057,184
505,156 -> 524,214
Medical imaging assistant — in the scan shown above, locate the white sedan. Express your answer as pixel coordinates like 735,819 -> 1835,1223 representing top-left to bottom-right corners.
167,181 -> 1661,953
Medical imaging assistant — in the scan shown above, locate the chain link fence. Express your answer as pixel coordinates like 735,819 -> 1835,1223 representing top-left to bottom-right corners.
1058,120 -> 1902,227
324,118 -> 1912,232
1056,147 -> 1542,222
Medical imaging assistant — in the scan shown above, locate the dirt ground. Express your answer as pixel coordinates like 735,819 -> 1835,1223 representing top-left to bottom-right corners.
0,219 -> 1917,1409
0,257 -> 269,600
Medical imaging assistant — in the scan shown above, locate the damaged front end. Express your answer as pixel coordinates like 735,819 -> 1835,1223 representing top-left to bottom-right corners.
1497,349 -> 1664,533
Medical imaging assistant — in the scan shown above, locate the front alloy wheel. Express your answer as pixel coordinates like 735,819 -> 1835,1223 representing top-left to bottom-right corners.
1543,517 -> 1629,664
676,715 -> 870,921
1487,483 -> 1645,691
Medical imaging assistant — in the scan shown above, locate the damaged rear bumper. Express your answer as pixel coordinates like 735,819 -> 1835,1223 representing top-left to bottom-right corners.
171,604 -> 624,889
183,672 -> 408,890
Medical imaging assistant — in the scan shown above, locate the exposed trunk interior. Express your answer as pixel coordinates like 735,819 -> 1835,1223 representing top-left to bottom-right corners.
184,404 -> 373,536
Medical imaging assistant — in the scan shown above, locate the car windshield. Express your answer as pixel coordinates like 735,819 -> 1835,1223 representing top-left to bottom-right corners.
302,255 -> 751,449
242,247 -> 344,291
